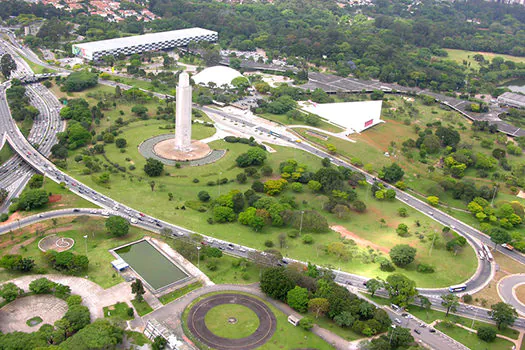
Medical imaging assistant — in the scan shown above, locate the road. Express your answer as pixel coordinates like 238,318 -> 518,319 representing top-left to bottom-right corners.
2,32 -> 525,339
498,274 -> 525,317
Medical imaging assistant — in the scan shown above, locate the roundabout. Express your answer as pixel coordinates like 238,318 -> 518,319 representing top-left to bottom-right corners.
498,274 -> 525,316
186,293 -> 276,350
38,234 -> 75,252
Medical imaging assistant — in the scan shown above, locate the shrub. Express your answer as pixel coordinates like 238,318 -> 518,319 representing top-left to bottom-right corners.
463,294 -> 473,304
67,295 -> 83,306
416,263 -> 435,273
264,240 -> 274,247
302,234 -> 313,244
0,213 -> 8,222
299,317 -> 314,330
477,326 -> 497,342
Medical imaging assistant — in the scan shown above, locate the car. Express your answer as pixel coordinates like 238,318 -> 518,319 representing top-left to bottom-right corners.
401,313 -> 408,317
239,248 -> 247,253
38,214 -> 43,218
414,329 -> 421,335
90,210 -> 97,214
73,209 -> 80,212
429,328 -> 436,333
218,246 -> 225,250
155,223 -> 162,228
419,322 -> 426,328
502,243 -> 515,251
228,243 -> 235,250
130,218 -> 138,224
139,213 -> 145,217
428,211 -> 433,215
201,241 -> 208,245
71,182 -> 77,187
395,318 -> 402,325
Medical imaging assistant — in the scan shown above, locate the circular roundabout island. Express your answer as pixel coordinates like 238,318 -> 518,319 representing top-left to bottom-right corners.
186,293 -> 276,350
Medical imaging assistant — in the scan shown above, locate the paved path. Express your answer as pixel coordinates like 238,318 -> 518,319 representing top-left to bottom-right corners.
2,274 -> 136,319
0,294 -> 67,333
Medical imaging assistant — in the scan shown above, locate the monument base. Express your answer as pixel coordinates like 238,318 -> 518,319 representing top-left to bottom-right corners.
153,139 -> 212,161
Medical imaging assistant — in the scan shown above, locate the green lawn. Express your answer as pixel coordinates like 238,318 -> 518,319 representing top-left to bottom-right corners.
442,49 -> 525,71
436,322 -> 515,350
125,331 -> 151,346
192,254 -> 261,285
21,55 -> 52,75
104,74 -> 175,95
204,304 -> 260,339
182,291 -> 333,350
131,298 -> 153,316
103,301 -> 134,320
304,312 -> 363,341
0,216 -> 151,288
0,143 -> 13,166
159,281 -> 203,305
259,112 -> 344,133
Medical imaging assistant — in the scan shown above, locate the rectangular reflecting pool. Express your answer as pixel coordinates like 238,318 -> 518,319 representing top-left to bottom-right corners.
115,240 -> 188,290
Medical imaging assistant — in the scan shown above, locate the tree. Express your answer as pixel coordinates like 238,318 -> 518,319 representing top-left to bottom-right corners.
16,188 -> 49,211
152,336 -> 168,350
491,229 -> 511,250
489,302 -> 517,330
287,286 -> 309,312
333,311 -> 355,327
388,326 -> 414,348
381,163 -> 404,183
236,147 -> 267,167
395,223 -> 409,236
308,180 -> 322,192
389,244 -> 416,267
115,138 -> 127,148
149,180 -> 156,192
384,274 -> 418,307
0,54 -> 17,79
131,105 -> 148,118
419,295 -> 432,318
197,190 -> 210,202
213,206 -> 236,223
0,282 -> 23,302
144,158 -> 164,177
63,71 -> 98,92
64,304 -> 91,332
397,207 -> 408,217
56,319 -> 124,349
299,317 -> 314,330
441,293 -> 459,317
131,279 -> 146,302
477,326 -> 497,342
308,298 -> 330,319
427,196 -> 439,207
29,277 -> 56,294
105,216 -> 130,237
28,174 -> 44,189
260,267 -> 295,301
366,279 -> 382,297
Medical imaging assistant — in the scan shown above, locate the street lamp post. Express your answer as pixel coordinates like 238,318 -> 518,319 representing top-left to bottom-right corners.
299,210 -> 305,236
197,246 -> 201,269
83,235 -> 88,256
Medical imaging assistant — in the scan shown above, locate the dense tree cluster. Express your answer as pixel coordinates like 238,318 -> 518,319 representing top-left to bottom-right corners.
260,266 -> 392,337
62,71 -> 99,92
45,250 -> 89,274
6,80 -> 39,124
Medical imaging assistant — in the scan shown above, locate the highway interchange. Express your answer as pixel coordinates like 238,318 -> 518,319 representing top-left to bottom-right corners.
0,36 -> 525,348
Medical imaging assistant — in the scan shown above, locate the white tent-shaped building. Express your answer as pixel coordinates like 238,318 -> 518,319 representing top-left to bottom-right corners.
193,66 -> 244,88
301,100 -> 383,134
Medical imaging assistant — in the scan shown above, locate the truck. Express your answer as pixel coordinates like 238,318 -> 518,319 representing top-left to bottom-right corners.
502,243 -> 514,251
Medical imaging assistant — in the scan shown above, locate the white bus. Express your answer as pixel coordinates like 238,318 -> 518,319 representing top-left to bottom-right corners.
449,284 -> 467,293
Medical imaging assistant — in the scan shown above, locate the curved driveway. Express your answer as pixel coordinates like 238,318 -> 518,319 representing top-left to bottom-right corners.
498,274 -> 525,316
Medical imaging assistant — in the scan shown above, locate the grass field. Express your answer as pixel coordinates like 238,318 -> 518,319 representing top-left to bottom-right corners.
0,143 -> 13,166
436,322 -> 515,350
103,301 -> 134,320
204,304 -> 260,339
131,298 -> 153,316
0,216 -> 149,288
442,49 -> 525,71
182,291 -> 333,350
190,254 -> 261,285
304,312 -> 363,341
21,55 -> 52,75
159,281 -> 203,305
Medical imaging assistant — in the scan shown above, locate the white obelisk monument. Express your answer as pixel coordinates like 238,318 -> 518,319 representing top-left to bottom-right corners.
174,72 -> 192,152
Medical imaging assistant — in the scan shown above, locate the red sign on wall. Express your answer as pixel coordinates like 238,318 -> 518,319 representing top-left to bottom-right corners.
364,119 -> 374,127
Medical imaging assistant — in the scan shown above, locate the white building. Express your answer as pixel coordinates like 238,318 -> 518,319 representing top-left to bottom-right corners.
72,28 -> 218,61
193,66 -> 244,88
497,92 -> 525,109
300,100 -> 383,134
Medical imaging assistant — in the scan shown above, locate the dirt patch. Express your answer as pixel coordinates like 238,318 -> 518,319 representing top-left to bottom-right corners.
0,211 -> 22,226
517,190 -> 525,199
48,194 -> 62,203
330,225 -> 390,253
515,285 -> 525,305
38,234 -> 75,252
10,237 -> 37,254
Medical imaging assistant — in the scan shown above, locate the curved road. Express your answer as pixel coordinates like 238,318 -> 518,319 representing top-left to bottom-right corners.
498,274 -> 525,316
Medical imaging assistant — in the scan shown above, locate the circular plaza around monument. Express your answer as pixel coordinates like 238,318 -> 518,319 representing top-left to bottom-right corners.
138,134 -> 226,166
38,235 -> 75,252
186,293 -> 276,350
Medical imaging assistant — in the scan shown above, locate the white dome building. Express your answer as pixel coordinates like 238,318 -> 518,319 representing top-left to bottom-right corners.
193,66 -> 244,88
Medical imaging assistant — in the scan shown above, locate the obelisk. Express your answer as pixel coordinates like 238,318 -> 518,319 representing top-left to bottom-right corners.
174,72 -> 192,152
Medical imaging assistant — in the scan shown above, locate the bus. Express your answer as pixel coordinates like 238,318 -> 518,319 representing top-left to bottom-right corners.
269,131 -> 281,138
482,243 -> 494,261
449,284 -> 467,293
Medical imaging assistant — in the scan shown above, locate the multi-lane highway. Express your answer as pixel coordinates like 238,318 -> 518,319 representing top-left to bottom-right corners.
2,34 -> 525,343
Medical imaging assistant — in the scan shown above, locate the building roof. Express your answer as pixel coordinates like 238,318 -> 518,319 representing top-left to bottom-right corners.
193,66 -> 244,88
498,92 -> 525,105
300,100 -> 383,133
111,259 -> 129,270
73,27 -> 217,52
